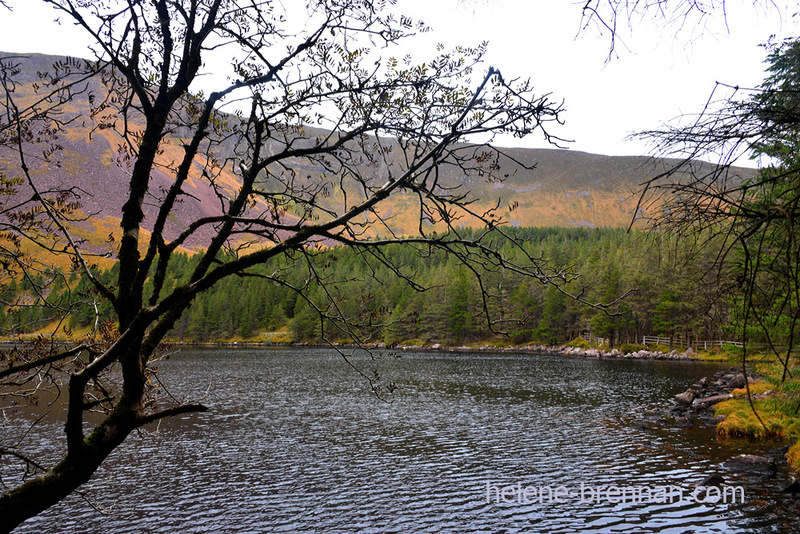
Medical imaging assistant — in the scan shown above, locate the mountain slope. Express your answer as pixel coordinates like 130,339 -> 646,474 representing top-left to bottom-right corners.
0,51 -> 753,250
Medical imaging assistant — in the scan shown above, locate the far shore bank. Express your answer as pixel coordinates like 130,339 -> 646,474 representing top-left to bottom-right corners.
160,339 -> 733,362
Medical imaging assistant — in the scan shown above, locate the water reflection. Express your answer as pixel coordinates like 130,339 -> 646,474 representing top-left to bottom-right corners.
10,349 -> 800,533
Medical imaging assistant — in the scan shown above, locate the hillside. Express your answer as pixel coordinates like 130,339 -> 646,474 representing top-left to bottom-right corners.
0,51 -> 754,248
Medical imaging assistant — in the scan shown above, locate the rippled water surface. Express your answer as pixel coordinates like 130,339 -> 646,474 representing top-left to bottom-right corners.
11,348 -> 800,532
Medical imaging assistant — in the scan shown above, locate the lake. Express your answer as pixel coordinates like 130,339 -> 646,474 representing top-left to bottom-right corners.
10,348 -> 800,532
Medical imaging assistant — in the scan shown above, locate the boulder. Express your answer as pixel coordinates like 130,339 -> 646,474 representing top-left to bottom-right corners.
674,416 -> 694,427
724,454 -> 777,473
693,376 -> 708,389
728,373 -> 747,389
695,394 -> 733,406
675,389 -> 695,406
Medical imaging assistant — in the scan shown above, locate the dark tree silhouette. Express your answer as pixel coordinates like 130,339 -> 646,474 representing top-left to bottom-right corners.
627,37 -> 800,377
0,1 -> 582,529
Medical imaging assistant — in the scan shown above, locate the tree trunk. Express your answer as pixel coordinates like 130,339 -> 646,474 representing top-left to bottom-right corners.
0,412 -> 135,533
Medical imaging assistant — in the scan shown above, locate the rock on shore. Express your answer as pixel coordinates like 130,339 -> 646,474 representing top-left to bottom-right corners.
559,346 -> 700,360
634,369 -> 790,484
657,369 -> 757,429
387,342 -> 706,361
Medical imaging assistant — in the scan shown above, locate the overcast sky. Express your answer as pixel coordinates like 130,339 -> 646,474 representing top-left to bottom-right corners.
0,0 -> 797,161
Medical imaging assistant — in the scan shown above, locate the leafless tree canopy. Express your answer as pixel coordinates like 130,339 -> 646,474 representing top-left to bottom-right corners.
626,36 -> 800,382
580,0 -> 789,57
0,1 -> 582,529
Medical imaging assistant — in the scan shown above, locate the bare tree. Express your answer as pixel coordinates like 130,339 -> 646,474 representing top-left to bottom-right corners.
580,0 -> 791,58
0,1 -> 583,529
625,36 -> 800,385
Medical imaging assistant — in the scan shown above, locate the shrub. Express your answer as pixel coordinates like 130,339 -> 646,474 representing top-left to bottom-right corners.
565,337 -> 593,349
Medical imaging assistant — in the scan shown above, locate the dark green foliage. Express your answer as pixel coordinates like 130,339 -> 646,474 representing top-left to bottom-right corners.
20,227 -> 733,347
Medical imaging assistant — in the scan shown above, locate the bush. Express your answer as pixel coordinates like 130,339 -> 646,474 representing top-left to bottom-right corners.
565,337 -> 593,349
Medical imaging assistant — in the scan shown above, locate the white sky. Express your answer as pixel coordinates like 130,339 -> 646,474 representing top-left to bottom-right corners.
0,0 -> 797,161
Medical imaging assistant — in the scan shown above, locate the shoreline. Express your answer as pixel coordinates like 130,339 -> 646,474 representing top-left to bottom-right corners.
642,367 -> 800,492
165,340 -> 728,362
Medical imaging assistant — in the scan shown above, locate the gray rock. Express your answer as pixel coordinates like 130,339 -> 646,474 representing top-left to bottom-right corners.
675,389 -> 695,406
674,416 -> 694,427
728,373 -> 747,389
693,376 -> 708,389
724,454 -> 777,473
695,394 -> 733,406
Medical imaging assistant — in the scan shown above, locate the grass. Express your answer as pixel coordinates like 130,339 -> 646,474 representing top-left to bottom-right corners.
713,364 -> 800,471
6,320 -> 93,342
716,396 -> 792,440
693,351 -> 737,362
730,380 -> 774,396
